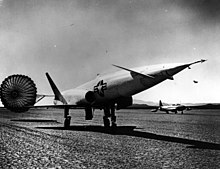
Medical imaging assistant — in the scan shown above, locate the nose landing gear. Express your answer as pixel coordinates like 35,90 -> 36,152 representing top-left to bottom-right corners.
103,105 -> 117,128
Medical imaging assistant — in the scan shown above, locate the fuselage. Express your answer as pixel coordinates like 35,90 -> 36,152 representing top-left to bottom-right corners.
57,62 -> 191,107
160,105 -> 186,112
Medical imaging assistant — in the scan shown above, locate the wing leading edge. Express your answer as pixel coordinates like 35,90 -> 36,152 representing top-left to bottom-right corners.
112,64 -> 154,78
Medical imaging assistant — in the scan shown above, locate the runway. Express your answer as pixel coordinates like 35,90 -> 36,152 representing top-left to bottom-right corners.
1,108 -> 220,168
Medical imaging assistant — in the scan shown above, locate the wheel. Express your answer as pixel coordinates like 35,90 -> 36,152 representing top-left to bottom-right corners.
103,117 -> 110,128
111,122 -> 117,128
64,116 -> 71,128
111,115 -> 117,128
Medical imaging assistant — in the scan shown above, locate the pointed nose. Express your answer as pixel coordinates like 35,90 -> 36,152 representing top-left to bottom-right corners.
166,64 -> 189,77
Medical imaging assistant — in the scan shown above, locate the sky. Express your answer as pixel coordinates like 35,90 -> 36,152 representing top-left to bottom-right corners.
0,0 -> 220,104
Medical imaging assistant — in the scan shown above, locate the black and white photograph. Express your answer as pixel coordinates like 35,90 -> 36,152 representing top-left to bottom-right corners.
0,0 -> 220,168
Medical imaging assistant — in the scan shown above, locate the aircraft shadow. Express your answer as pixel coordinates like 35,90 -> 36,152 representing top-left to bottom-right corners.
11,119 -> 59,123
37,125 -> 220,150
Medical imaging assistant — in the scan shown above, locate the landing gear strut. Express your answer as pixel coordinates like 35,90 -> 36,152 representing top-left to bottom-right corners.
103,107 -> 110,128
64,107 -> 71,128
64,115 -> 71,128
111,106 -> 117,128
103,105 -> 117,128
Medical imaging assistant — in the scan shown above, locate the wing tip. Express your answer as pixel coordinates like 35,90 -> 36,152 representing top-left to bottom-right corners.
200,59 -> 207,63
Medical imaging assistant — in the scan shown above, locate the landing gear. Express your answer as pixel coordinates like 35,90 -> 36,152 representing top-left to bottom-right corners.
111,117 -> 117,128
64,115 -> 71,128
103,105 -> 117,128
110,106 -> 117,128
103,116 -> 110,128
64,107 -> 71,128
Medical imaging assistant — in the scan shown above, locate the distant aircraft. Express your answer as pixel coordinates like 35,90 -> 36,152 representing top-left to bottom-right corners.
0,59 -> 206,128
151,100 -> 191,114
193,80 -> 198,83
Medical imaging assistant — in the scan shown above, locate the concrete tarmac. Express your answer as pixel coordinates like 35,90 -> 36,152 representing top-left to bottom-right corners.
0,108 -> 220,168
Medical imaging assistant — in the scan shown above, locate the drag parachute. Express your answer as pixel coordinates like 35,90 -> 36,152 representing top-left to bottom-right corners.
0,75 -> 37,112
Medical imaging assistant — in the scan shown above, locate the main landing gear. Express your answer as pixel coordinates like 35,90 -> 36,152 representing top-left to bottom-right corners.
64,107 -> 71,128
103,105 -> 117,128
63,105 -> 117,129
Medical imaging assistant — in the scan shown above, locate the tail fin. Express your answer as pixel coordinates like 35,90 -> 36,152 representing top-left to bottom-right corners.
159,100 -> 163,107
46,73 -> 67,105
